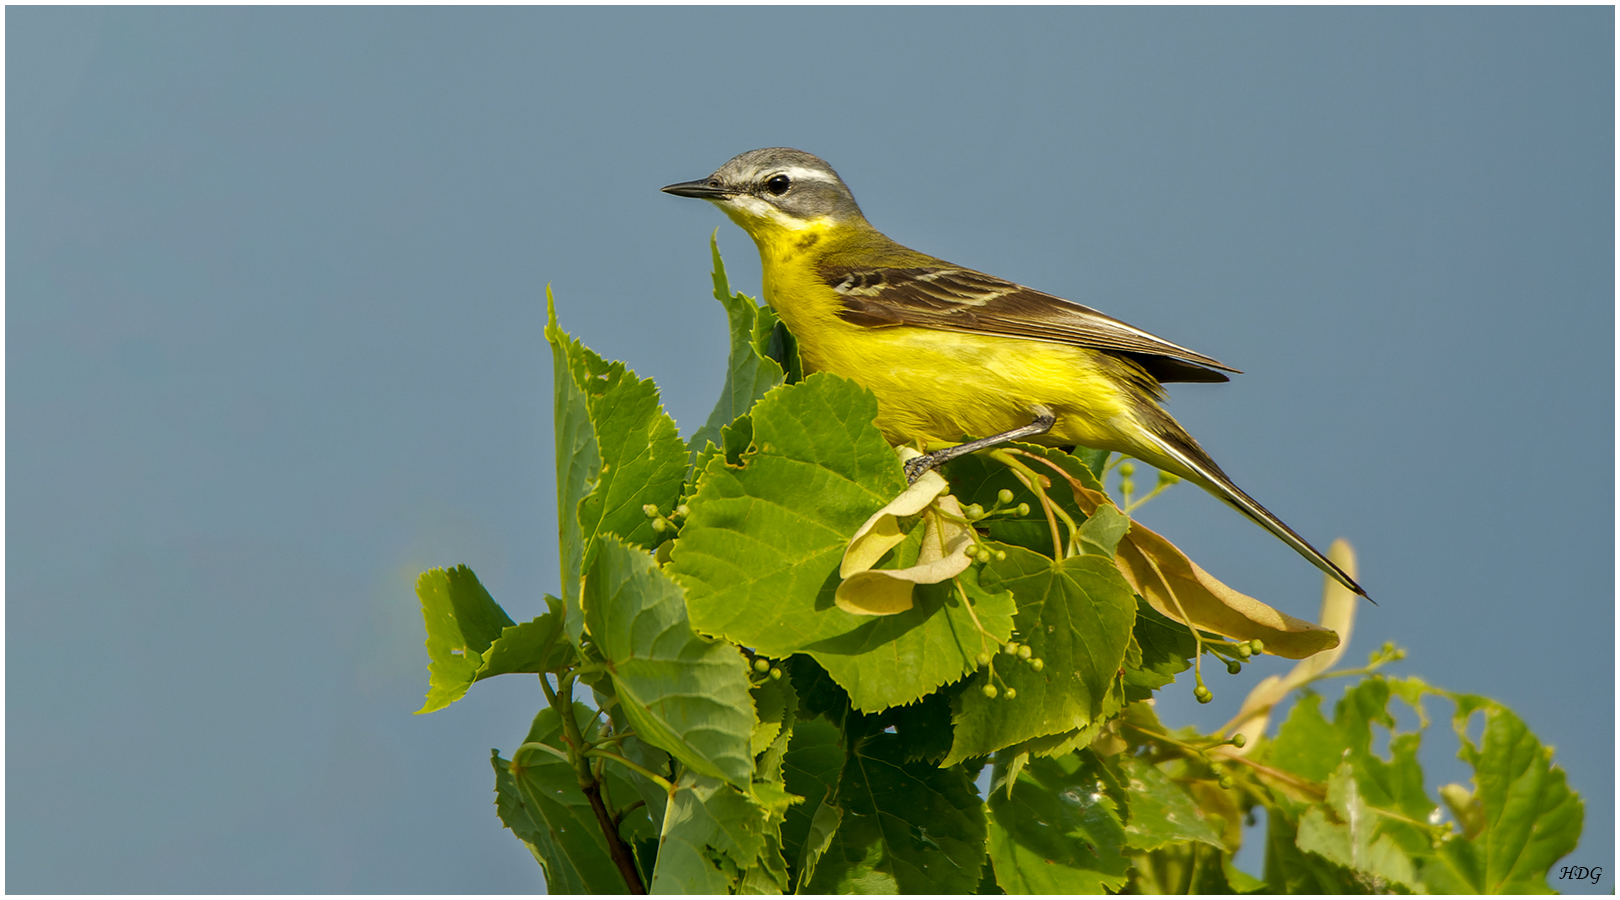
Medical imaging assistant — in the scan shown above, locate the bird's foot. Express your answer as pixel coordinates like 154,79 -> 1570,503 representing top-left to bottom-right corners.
903,453 -> 940,484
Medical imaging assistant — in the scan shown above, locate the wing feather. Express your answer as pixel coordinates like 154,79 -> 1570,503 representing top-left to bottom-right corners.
822,265 -> 1239,382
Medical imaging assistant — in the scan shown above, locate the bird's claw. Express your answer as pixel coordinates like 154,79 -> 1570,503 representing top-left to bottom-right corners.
903,454 -> 937,484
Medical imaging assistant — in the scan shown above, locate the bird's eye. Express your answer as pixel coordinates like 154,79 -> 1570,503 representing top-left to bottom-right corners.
707,178 -> 721,188
765,174 -> 791,196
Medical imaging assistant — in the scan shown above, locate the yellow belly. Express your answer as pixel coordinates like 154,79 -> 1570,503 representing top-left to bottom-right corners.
793,319 -> 1141,452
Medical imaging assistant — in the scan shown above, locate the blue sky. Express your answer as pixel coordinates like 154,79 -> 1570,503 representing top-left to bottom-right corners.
8,6 -> 1612,892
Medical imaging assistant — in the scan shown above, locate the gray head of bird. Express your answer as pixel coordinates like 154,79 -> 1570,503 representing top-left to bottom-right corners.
662,147 -> 866,234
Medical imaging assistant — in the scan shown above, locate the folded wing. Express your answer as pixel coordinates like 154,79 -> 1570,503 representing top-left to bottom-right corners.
822,265 -> 1239,384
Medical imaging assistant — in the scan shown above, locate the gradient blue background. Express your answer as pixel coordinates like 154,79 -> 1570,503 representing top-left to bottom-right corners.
8,6 -> 1612,893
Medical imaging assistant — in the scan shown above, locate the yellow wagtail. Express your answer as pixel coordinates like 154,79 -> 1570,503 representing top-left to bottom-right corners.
663,147 -> 1365,598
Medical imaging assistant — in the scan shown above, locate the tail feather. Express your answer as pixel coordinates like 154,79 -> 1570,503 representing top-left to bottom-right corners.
1128,419 -> 1369,600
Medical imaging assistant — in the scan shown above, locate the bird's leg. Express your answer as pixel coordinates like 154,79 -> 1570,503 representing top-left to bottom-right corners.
903,409 -> 1057,483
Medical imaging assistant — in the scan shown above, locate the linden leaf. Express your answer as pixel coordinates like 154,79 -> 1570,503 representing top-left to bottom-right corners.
687,236 -> 786,467
1014,449 -> 1338,659
670,374 -> 1007,711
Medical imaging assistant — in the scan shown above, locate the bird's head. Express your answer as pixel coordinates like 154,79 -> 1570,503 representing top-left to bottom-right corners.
662,148 -> 866,238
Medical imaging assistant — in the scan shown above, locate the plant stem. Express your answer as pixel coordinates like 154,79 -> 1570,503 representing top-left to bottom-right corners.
990,449 -> 1068,557
513,741 -> 572,764
581,779 -> 644,892
550,672 -> 647,893
582,749 -> 675,792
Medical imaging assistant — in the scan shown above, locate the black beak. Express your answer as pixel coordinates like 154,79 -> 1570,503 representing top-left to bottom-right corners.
661,179 -> 735,199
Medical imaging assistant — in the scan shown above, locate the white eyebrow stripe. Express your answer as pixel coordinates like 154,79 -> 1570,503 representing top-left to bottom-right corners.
770,165 -> 839,185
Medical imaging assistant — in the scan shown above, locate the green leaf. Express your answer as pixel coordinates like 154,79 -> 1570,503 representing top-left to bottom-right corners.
609,719 -> 675,832
671,373 -> 907,652
751,667 -> 799,783
720,413 -> 753,465
1119,755 -> 1225,851
1267,679 -> 1434,824
1069,445 -> 1111,480
650,772 -> 772,893
975,862 -> 1004,894
687,237 -> 786,464
796,799 -> 843,892
584,535 -> 756,788
1259,677 -> 1582,894
415,565 -> 516,714
546,295 -> 601,639
789,654 -> 851,724
1265,690 -> 1343,782
478,596 -> 570,677
1262,805 -> 1365,893
882,688 -> 957,764
1076,503 -> 1129,558
1449,699 -> 1583,893
805,733 -> 988,893
780,718 -> 844,889
575,360 -> 688,555
738,832 -> 793,894
808,565 -> 1015,713
764,319 -> 805,385
494,704 -> 632,893
1126,842 -> 1246,894
1124,598 -> 1195,702
987,750 -> 1131,893
673,374 -> 1011,710
547,297 -> 687,643
1294,763 -> 1418,891
945,547 -> 1137,764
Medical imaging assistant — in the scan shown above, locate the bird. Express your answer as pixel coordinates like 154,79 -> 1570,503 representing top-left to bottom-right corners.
662,147 -> 1365,598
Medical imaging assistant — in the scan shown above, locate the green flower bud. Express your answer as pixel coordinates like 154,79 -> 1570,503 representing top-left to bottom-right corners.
651,517 -> 669,532
1015,503 -> 1031,516
997,488 -> 1015,505
1194,685 -> 1213,704
1003,687 -> 1017,700
1249,639 -> 1265,655
1217,774 -> 1235,790
964,503 -> 985,520
975,652 -> 991,668
1003,642 -> 1019,656
1230,733 -> 1247,748
642,503 -> 660,518
1017,645 -> 1033,661
753,658 -> 771,674
995,550 -> 1007,561
1226,660 -> 1242,675
675,504 -> 690,518
769,668 -> 782,680
982,684 -> 999,699
1235,642 -> 1252,659
1119,462 -> 1135,477
1029,658 -> 1044,672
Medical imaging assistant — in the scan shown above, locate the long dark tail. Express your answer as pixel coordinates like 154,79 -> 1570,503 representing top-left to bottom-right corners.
1125,413 -> 1369,599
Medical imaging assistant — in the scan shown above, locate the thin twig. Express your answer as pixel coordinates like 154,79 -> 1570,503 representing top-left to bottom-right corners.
990,449 -> 1066,558
551,674 -> 647,893
582,749 -> 676,793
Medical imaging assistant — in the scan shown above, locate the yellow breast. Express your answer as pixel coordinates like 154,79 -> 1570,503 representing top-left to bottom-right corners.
750,227 -> 1138,452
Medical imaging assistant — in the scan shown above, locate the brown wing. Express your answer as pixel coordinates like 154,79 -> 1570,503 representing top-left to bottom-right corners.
823,265 -> 1239,383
